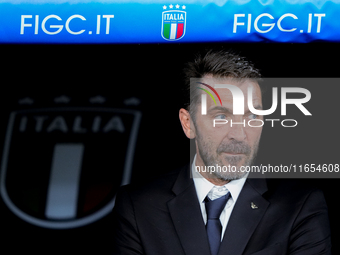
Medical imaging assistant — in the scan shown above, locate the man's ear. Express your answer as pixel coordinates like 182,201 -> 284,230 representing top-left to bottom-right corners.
179,108 -> 196,139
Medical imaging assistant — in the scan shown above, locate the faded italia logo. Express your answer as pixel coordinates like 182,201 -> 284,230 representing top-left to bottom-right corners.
161,4 -> 186,41
0,106 -> 141,229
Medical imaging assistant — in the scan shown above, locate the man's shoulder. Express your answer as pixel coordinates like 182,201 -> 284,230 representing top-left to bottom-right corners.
117,164 -> 189,202
263,178 -> 325,204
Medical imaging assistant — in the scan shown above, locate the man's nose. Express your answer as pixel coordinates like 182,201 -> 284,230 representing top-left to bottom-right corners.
227,116 -> 246,141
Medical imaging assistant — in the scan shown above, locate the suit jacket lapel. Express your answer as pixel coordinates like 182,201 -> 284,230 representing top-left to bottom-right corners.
218,178 -> 270,255
167,166 -> 211,255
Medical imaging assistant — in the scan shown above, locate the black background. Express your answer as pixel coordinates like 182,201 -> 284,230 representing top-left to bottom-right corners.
0,43 -> 339,253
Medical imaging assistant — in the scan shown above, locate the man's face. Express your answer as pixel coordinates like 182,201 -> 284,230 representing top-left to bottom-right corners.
193,77 -> 263,181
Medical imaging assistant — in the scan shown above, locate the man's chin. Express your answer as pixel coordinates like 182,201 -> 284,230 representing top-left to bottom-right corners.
209,159 -> 248,180
219,159 -> 245,169
220,153 -> 244,163
211,168 -> 247,181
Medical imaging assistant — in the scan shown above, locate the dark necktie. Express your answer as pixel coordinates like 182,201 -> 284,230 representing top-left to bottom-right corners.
204,193 -> 231,255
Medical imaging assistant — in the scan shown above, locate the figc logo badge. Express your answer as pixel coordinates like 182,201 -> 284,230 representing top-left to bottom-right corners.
161,4 -> 186,41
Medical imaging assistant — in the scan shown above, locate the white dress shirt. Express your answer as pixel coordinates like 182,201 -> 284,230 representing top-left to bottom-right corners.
191,155 -> 247,240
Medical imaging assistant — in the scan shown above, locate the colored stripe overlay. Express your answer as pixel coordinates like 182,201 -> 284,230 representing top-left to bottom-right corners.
197,82 -> 223,106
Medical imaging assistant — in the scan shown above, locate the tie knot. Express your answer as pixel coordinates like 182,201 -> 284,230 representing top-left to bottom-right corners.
208,185 -> 229,200
205,193 -> 230,219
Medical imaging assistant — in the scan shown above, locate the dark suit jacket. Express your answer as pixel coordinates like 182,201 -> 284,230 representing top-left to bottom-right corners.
112,165 -> 331,255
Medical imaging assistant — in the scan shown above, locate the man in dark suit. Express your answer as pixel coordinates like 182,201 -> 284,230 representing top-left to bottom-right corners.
112,50 -> 331,255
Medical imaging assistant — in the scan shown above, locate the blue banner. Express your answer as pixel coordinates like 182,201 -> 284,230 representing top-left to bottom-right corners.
0,0 -> 339,43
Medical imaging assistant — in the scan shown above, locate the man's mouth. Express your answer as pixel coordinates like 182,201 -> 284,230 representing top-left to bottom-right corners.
222,152 -> 245,156
217,142 -> 251,156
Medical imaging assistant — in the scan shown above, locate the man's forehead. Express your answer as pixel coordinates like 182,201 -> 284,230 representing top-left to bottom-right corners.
198,76 -> 263,110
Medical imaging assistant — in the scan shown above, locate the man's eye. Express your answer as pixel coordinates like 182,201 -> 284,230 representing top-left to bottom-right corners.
215,114 -> 226,119
248,114 -> 258,120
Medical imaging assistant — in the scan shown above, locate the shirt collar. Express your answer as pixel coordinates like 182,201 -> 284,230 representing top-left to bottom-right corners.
191,154 -> 247,203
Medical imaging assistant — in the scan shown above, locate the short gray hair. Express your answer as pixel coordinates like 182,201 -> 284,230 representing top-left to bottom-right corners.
183,49 -> 262,122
